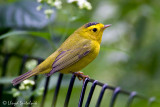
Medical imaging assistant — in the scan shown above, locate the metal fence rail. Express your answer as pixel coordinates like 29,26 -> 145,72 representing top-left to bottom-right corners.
0,53 -> 158,107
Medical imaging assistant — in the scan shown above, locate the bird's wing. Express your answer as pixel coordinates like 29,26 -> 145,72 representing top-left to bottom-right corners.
46,41 -> 91,76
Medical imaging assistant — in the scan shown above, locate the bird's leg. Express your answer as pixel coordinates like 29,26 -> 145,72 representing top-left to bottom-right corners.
73,71 -> 84,80
73,71 -> 89,83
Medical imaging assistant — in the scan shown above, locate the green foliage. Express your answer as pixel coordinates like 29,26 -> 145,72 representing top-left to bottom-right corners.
0,31 -> 51,40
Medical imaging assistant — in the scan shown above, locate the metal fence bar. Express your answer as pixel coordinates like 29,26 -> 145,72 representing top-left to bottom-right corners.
78,78 -> 89,107
85,80 -> 98,107
2,54 -> 10,76
126,91 -> 137,107
96,84 -> 108,107
64,74 -> 76,107
40,76 -> 51,107
18,55 -> 28,76
109,87 -> 121,107
52,73 -> 63,107
0,54 -> 10,102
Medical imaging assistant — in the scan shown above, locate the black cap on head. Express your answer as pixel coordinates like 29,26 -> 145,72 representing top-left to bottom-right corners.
85,22 -> 99,28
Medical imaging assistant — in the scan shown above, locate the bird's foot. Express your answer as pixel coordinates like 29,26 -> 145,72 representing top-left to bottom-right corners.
73,71 -> 89,83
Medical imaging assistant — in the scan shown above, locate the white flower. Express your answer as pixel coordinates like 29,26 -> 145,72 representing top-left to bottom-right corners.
12,88 -> 20,97
44,9 -> 54,18
44,9 -> 54,14
36,5 -> 42,11
19,84 -> 25,90
53,0 -> 62,9
67,0 -> 77,3
47,0 -> 53,4
23,80 -> 35,85
18,80 -> 35,90
67,0 -> 92,10
37,0 -> 43,3
13,91 -> 20,97
25,86 -> 30,90
25,59 -> 38,71
77,0 -> 92,10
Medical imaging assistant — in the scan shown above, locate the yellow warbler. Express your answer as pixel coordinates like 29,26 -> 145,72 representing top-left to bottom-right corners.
12,22 -> 111,86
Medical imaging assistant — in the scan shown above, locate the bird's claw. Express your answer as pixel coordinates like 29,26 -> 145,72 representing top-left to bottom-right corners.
73,71 -> 89,83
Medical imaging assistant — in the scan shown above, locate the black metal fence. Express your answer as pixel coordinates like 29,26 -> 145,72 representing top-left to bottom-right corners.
0,53 -> 158,107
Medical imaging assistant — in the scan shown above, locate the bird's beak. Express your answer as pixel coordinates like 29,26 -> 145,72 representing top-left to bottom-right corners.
102,24 -> 111,29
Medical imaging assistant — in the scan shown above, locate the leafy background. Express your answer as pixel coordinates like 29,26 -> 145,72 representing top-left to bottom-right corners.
0,0 -> 160,107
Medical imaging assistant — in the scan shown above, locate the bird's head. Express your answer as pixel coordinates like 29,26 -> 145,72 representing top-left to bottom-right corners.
76,22 -> 111,44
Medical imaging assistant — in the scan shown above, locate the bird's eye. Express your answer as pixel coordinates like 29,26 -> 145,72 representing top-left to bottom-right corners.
93,28 -> 97,32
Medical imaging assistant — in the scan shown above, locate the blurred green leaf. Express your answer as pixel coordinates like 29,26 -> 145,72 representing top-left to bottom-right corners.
0,77 -> 15,84
0,31 -> 51,40
0,0 -> 56,29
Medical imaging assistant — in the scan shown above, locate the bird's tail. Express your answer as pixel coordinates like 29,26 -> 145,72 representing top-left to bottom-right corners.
12,70 -> 38,86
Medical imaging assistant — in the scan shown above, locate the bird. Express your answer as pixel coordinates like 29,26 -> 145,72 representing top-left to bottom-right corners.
12,22 -> 111,86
